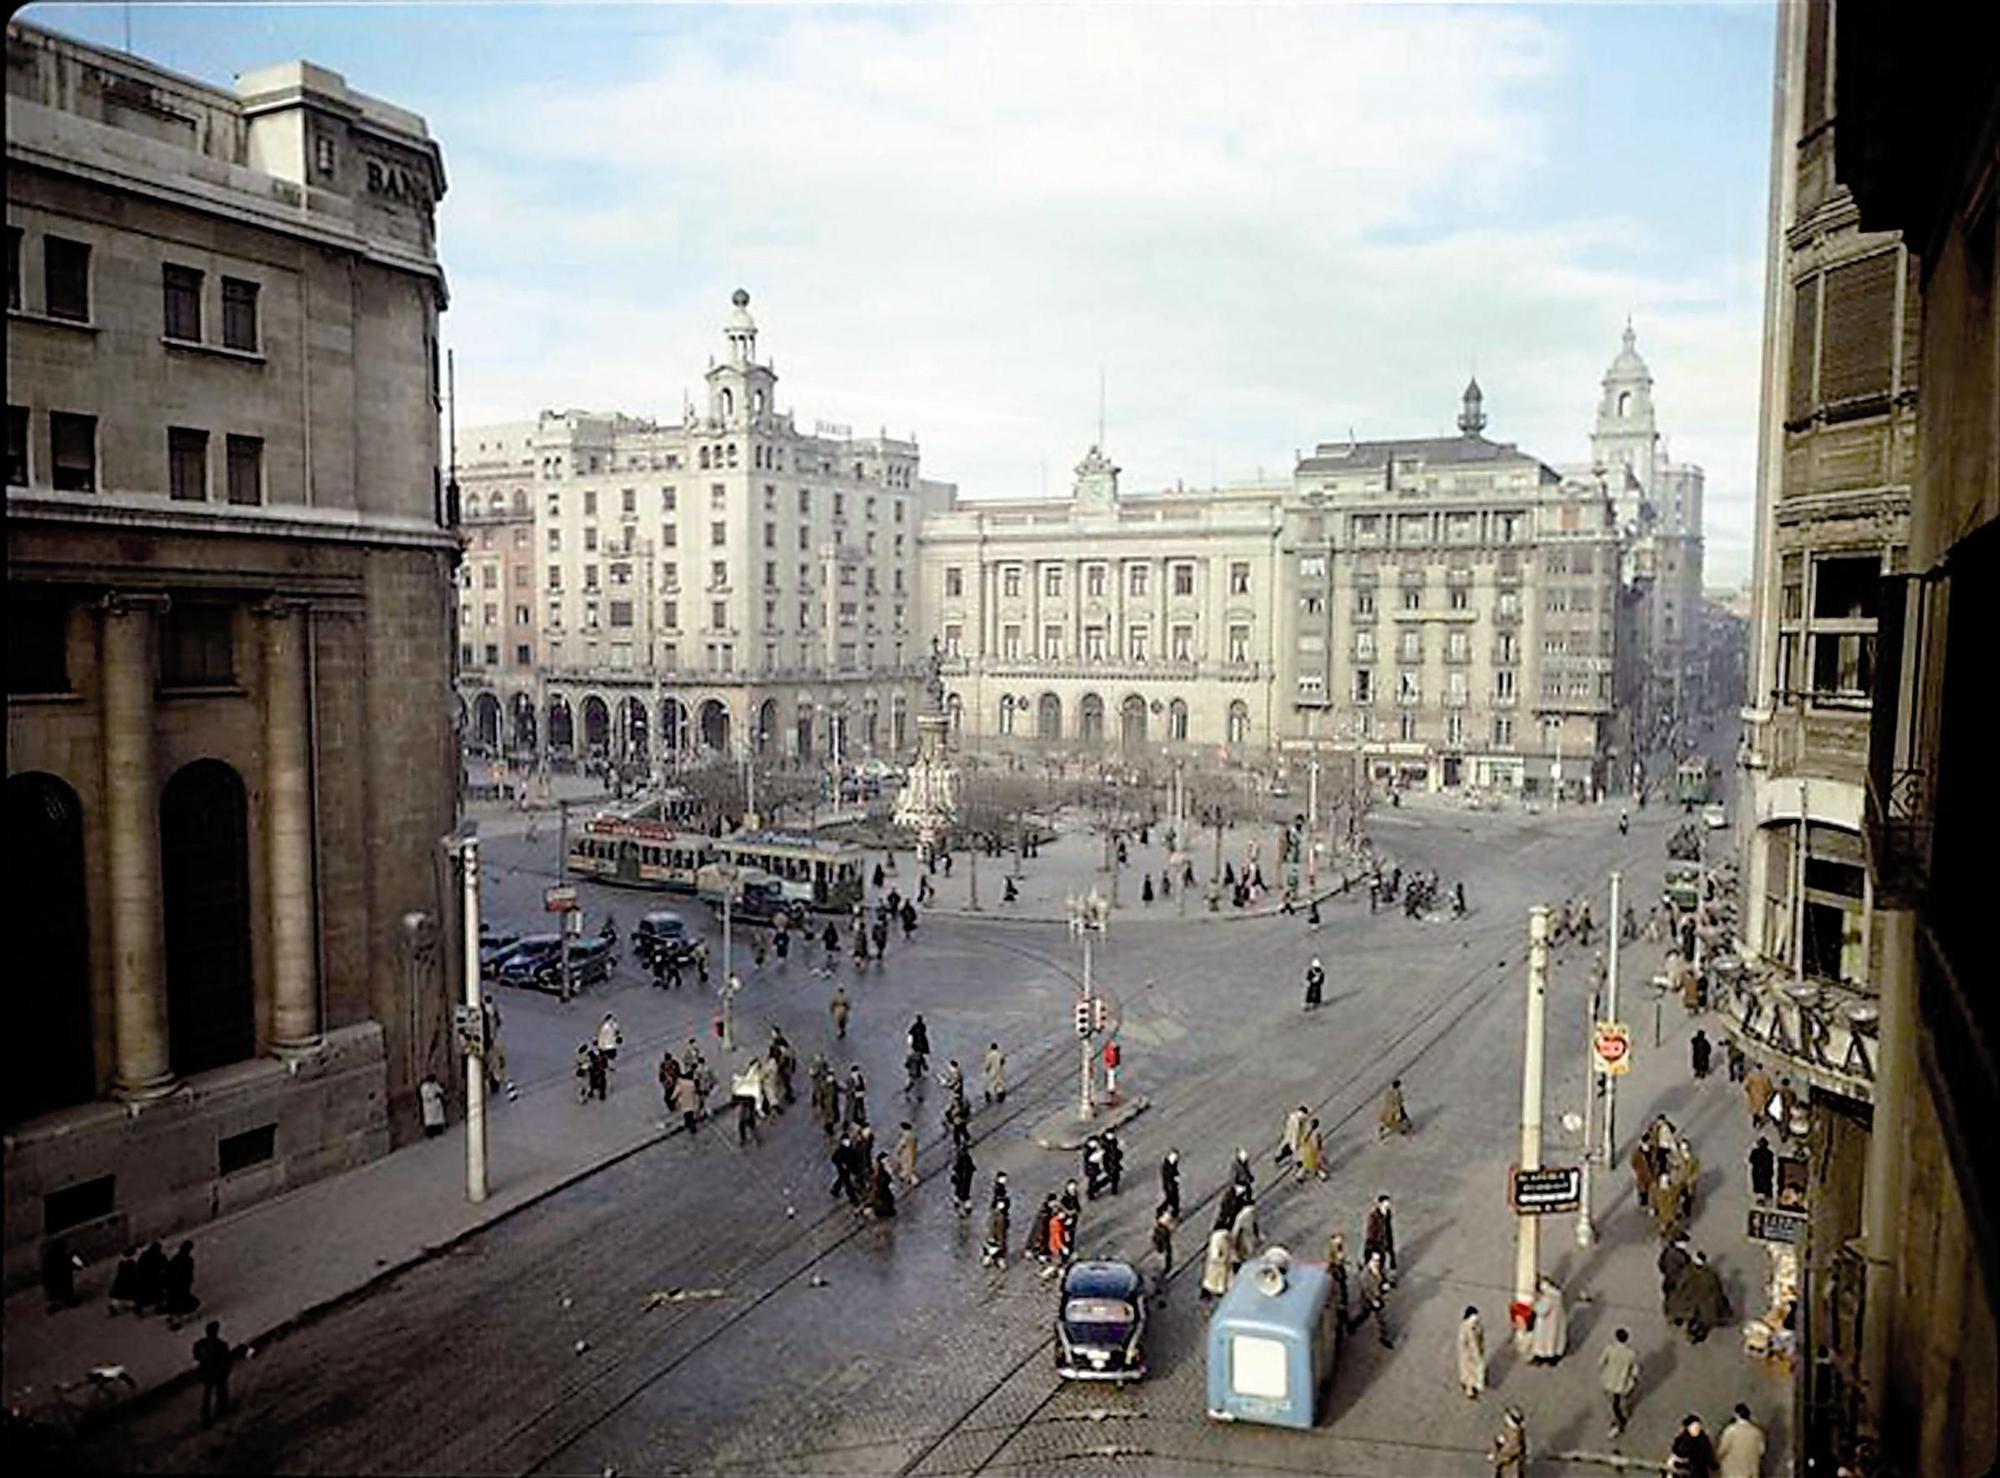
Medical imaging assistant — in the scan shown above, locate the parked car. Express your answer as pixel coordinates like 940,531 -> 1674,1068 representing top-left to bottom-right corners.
1702,802 -> 1729,831
496,932 -> 615,992
1054,1260 -> 1148,1382
634,910 -> 700,970
478,927 -> 524,979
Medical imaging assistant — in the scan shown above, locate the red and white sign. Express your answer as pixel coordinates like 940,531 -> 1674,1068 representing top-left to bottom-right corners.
1592,1021 -> 1633,1077
544,885 -> 580,913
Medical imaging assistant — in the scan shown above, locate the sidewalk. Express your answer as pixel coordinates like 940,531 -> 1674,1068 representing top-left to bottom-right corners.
2,992 -> 721,1429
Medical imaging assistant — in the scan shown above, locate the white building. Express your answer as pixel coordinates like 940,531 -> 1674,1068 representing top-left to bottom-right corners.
457,291 -> 955,767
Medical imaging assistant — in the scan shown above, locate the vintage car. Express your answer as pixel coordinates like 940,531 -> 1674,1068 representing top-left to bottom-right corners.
1054,1259 -> 1148,1382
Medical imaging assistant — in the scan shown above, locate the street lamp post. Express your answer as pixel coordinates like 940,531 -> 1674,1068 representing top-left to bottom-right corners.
1514,904 -> 1550,1349
1068,889 -> 1108,1120
443,829 -> 488,1204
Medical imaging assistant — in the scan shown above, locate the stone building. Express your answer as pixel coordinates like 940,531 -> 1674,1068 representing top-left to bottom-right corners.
454,424 -> 538,752
925,383 -> 1623,801
5,22 -> 455,1282
455,292 -> 955,773
1727,2 -> 1995,1471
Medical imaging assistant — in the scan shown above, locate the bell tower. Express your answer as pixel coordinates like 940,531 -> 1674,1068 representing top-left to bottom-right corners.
1591,319 -> 1659,505
706,288 -> 778,428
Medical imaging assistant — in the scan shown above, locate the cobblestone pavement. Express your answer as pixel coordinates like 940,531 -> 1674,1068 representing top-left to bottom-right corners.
50,783 -> 1787,1476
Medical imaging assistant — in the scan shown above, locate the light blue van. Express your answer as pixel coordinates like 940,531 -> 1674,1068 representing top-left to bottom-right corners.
1205,1247 -> 1343,1429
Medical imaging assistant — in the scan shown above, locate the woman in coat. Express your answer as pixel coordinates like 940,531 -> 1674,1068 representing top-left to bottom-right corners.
868,1154 -> 897,1220
1529,1276 -> 1568,1364
982,1043 -> 1007,1105
1200,1226 -> 1234,1302
1298,1119 -> 1329,1182
1230,1195 -> 1260,1268
1457,1306 -> 1488,1398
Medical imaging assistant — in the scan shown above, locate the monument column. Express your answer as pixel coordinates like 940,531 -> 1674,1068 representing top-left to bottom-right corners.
260,598 -> 321,1053
100,592 -> 176,1098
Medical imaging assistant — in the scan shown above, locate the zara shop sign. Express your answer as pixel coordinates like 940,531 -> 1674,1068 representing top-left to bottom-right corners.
1725,978 -> 1878,1099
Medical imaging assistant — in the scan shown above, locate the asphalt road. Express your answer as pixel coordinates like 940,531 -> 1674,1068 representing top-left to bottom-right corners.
75,796 -> 1683,1477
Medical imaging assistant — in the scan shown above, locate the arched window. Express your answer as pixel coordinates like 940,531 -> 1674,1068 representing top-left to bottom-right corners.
161,761 -> 254,1076
752,389 -> 765,417
720,388 -> 735,420
1037,693 -> 1062,743
1079,694 -> 1105,745
1227,701 -> 1250,746
999,695 -> 1017,736
512,488 -> 528,515
1120,694 -> 1147,749
1617,390 -> 1632,418
1169,699 -> 1189,742
7,774 -> 94,1121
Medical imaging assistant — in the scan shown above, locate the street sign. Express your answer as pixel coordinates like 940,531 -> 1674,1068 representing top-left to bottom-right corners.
1509,1164 -> 1583,1215
1592,1021 -> 1633,1076
1748,1207 -> 1807,1244
544,885 -> 580,912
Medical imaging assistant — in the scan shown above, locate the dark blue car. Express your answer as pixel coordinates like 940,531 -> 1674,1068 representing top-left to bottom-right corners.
1055,1259 -> 1148,1382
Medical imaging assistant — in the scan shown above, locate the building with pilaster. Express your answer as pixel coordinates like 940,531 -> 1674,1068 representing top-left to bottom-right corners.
5,22 -> 455,1283
455,292 -> 955,774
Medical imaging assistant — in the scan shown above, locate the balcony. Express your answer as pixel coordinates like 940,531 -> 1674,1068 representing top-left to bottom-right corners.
1865,570 -> 1938,906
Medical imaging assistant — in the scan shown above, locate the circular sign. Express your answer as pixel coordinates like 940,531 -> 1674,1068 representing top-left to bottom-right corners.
1592,1022 -> 1632,1076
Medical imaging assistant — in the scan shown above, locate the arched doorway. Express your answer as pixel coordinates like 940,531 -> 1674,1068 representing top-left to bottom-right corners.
581,695 -> 611,758
1079,693 -> 1105,746
161,760 -> 253,1076
755,698 -> 778,756
547,696 -> 574,754
662,697 -> 689,754
699,698 -> 731,753
511,694 -> 538,754
472,692 -> 500,749
1038,693 -> 1062,743
623,697 -> 649,764
862,696 -> 879,753
1120,694 -> 1148,749
1227,700 -> 1250,747
7,774 -> 94,1121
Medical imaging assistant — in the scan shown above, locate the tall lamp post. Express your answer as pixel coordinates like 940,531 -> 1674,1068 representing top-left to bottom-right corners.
1067,888 -> 1109,1119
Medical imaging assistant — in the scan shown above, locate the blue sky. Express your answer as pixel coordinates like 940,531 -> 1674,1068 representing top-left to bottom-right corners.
24,1 -> 1776,583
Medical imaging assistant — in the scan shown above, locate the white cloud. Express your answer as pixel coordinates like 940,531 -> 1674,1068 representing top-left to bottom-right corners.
436,2 -> 1763,582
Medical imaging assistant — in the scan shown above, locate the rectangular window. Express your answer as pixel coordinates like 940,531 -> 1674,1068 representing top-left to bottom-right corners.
1494,668 -> 1516,701
1002,566 -> 1022,598
1128,564 -> 1149,598
1085,625 -> 1107,660
5,405 -> 27,485
515,643 -> 531,666
1174,563 -> 1196,597
547,567 -> 562,590
1229,561 -> 1251,595
1449,586 -> 1469,611
1446,711 -> 1464,746
1002,624 -> 1021,660
711,560 -> 728,587
221,277 -> 259,351
50,412 -> 97,491
945,566 -> 964,598
226,435 -> 263,505
1401,587 -> 1421,612
1493,715 -> 1513,747
168,428 -> 208,501
1399,627 -> 1421,661
711,521 -> 727,545
712,601 -> 728,628
1044,624 -> 1063,661
7,594 -> 70,694
1227,624 -> 1249,663
584,527 -> 599,552
1045,565 -> 1063,597
547,528 -> 562,551
161,604 -> 235,686
4,226 -> 19,311
44,237 -> 91,322
1398,711 -> 1418,742
163,264 -> 203,341
1398,669 -> 1420,704
1356,630 -> 1376,661
1128,625 -> 1148,662
1354,668 -> 1373,704
1355,589 -> 1376,617
583,489 -> 598,517
609,600 -> 633,627
1171,624 -> 1193,662
1086,564 -> 1107,597
943,623 -> 962,657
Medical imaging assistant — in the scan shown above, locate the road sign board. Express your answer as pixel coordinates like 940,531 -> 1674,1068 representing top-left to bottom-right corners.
1509,1164 -> 1583,1215
1592,1021 -> 1633,1076
545,885 -> 579,912
1748,1207 -> 1807,1244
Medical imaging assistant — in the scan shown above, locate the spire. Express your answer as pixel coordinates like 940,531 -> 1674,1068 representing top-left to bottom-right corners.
724,287 -> 758,367
1457,375 -> 1487,437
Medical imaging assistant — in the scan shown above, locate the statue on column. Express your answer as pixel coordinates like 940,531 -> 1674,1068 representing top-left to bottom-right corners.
925,635 -> 947,714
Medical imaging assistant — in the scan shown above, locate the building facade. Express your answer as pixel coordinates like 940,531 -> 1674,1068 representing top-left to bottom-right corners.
925,384 -> 1624,800
455,293 -> 955,772
1728,2 -> 1995,1472
5,22 -> 456,1283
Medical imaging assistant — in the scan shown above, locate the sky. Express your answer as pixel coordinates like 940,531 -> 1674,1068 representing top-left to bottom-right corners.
24,1 -> 1777,585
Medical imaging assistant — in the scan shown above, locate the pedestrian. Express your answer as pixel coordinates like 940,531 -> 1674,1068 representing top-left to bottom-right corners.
1027,1194 -> 1055,1270
1200,1225 -> 1233,1302
135,1239 -> 169,1314
1324,1231 -> 1351,1328
1230,1193 -> 1260,1267
40,1235 -> 81,1313
1356,1250 -> 1394,1347
983,1174 -> 1011,1266
1769,1076 -> 1795,1139
1743,1062 -> 1774,1130
1159,1150 -> 1182,1219
1715,1402 -> 1767,1477
1142,873 -> 1155,905
1600,1327 -> 1640,1438
1673,1253 -> 1731,1344
1748,1136 -> 1776,1203
1668,1413 -> 1718,1478
982,1042 -> 1007,1105
1102,1128 -> 1124,1195
951,1143 -> 976,1214
943,1091 -> 971,1150
1488,1404 -> 1528,1478
868,1153 -> 897,1220
107,1248 -> 142,1315
735,1069 -> 763,1146
847,1065 -> 869,1129
587,1043 -> 610,1100
830,987 -> 851,1041
1364,1194 -> 1397,1282
1046,1202 -> 1072,1274
1457,1305 -> 1488,1398
1303,957 -> 1325,1010
1691,1028 -> 1713,1081
1231,1147 -> 1256,1198
193,1319 -> 234,1427
1529,1275 -> 1568,1364
938,1056 -> 964,1101
419,1074 -> 447,1138
1659,1235 -> 1693,1319
1378,1078 -> 1412,1138
1632,1139 -> 1659,1210
672,1070 -> 702,1134
896,1121 -> 920,1187
1151,1209 -> 1177,1284
759,1051 -> 782,1118
1299,1118 -> 1329,1182
1725,1038 -> 1746,1083
1279,1104 -> 1309,1172
162,1240 -> 200,1327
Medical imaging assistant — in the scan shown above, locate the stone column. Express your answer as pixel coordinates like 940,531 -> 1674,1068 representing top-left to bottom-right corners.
260,598 -> 320,1053
100,592 -> 175,1099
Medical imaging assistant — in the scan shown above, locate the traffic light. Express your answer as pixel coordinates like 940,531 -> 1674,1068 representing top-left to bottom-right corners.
1073,1001 -> 1092,1038
1091,998 -> 1110,1032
